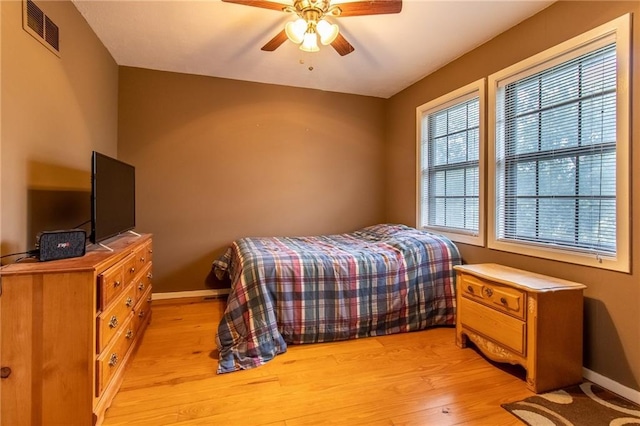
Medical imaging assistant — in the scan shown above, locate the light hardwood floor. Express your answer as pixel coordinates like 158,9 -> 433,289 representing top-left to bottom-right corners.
102,298 -> 532,425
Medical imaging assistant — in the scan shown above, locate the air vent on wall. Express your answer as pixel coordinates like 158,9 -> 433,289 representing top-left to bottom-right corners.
23,0 -> 60,56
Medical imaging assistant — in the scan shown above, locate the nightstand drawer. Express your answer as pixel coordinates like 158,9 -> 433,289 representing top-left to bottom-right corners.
460,273 -> 526,320
459,296 -> 526,355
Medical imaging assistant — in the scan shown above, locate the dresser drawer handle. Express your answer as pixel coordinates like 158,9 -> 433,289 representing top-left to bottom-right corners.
485,288 -> 493,297
125,297 -> 133,307
500,297 -> 507,305
147,296 -> 153,303
130,267 -> 136,274
109,315 -> 119,329
113,280 -> 121,288
108,353 -> 118,367
147,272 -> 153,280
140,256 -> 146,263
138,310 -> 145,318
467,285 -> 474,293
138,282 -> 145,291
126,329 -> 134,339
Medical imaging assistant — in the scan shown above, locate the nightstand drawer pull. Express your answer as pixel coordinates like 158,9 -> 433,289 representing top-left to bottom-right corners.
108,315 -> 118,329
500,297 -> 507,304
467,285 -> 473,293
485,288 -> 493,297
108,353 -> 118,367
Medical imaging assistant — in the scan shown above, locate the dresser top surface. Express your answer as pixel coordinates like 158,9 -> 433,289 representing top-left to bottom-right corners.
454,263 -> 587,292
0,233 -> 151,276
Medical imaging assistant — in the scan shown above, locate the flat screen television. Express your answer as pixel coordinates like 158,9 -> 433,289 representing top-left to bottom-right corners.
90,151 -> 136,244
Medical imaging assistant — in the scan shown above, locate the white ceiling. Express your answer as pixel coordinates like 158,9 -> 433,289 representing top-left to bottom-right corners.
72,0 -> 554,99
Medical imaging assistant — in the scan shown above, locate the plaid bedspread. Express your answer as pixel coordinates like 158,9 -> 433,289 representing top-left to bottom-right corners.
213,224 -> 461,373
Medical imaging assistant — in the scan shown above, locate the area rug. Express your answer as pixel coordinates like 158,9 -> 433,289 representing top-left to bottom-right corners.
502,381 -> 640,425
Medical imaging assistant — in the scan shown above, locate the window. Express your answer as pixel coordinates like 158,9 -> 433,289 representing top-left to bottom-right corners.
488,15 -> 630,272
417,79 -> 485,246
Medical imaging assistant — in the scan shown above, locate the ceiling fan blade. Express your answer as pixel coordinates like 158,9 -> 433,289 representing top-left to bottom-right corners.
331,33 -> 355,56
261,29 -> 289,51
221,0 -> 290,12
336,0 -> 402,17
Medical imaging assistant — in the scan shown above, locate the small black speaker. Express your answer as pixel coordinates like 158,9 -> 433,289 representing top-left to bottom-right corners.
36,229 -> 87,262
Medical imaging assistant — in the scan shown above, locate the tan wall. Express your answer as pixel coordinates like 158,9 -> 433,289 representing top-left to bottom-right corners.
386,1 -> 640,391
0,0 -> 118,257
118,67 -> 386,294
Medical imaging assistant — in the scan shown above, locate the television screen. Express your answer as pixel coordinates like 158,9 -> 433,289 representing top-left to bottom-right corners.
91,151 -> 136,244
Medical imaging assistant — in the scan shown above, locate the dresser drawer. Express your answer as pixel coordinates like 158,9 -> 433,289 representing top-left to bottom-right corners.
96,313 -> 136,397
459,296 -> 526,356
96,285 -> 136,353
460,273 -> 526,320
133,262 -> 153,304
98,253 -> 137,310
123,254 -> 138,284
133,284 -> 153,333
97,262 -> 125,311
135,241 -> 153,272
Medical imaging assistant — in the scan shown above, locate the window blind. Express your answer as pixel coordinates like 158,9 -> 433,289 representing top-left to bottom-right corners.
494,42 -> 617,255
421,96 -> 480,234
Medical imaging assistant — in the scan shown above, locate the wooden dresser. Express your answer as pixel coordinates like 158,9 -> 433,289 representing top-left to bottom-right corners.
454,263 -> 586,393
0,233 -> 153,425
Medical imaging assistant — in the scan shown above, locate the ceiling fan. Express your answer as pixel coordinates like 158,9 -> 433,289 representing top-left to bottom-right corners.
221,0 -> 403,56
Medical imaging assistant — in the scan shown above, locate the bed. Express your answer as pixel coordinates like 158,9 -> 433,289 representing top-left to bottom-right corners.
212,223 -> 461,374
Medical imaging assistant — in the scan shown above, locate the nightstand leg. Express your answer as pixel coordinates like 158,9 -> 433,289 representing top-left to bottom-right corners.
456,328 -> 467,348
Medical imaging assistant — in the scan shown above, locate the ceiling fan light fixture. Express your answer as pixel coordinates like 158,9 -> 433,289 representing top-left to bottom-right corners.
224,0 -> 403,56
285,18 -> 307,44
300,31 -> 320,52
316,19 -> 339,45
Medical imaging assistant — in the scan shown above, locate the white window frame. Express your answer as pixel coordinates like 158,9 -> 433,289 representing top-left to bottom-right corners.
487,14 -> 630,272
416,79 -> 486,246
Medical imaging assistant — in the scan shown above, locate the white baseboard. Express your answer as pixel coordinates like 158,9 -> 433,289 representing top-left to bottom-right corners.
152,289 -> 230,300
583,367 -> 640,404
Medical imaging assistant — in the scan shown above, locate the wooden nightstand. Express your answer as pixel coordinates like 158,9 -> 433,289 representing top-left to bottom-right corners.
454,263 -> 586,393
